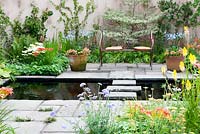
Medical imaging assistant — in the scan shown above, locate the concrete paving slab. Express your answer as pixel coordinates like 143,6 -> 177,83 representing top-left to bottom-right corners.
57,72 -> 109,79
100,66 -> 127,71
7,121 -> 45,134
37,105 -> 61,112
56,103 -> 80,117
112,80 -> 136,85
109,71 -> 134,79
4,100 -> 42,110
42,100 -> 80,106
107,86 -> 141,91
9,111 -> 52,121
135,74 -> 165,80
42,117 -> 83,133
116,63 -> 137,68
106,92 -> 137,99
86,63 -> 100,70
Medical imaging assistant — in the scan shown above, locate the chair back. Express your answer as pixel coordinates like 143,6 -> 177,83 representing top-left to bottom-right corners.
150,31 -> 155,49
95,30 -> 103,49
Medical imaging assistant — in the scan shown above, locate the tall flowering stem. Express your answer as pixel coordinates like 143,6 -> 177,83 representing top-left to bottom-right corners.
179,48 -> 200,132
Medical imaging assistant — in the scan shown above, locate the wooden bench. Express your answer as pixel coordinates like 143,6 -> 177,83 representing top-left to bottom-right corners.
96,30 -> 155,70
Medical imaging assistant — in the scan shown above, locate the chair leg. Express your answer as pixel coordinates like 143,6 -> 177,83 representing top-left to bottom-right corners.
150,51 -> 153,70
98,50 -> 103,70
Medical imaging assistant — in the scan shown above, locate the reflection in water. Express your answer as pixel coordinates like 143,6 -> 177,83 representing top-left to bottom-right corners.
8,82 -> 99,100
7,81 -> 165,100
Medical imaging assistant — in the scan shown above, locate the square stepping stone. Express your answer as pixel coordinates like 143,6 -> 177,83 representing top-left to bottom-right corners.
112,80 -> 136,85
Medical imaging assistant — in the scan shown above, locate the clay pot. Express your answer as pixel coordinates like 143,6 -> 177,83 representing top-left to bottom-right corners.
67,55 -> 88,71
166,56 -> 184,72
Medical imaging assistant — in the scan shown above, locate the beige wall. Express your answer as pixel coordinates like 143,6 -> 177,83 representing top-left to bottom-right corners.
0,0 -> 122,38
0,0 -> 194,38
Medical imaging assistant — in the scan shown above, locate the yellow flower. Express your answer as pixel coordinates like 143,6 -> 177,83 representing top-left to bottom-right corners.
186,80 -> 191,90
182,47 -> 188,57
184,26 -> 189,31
161,66 -> 166,75
189,54 -> 197,64
172,70 -> 177,81
179,61 -> 185,72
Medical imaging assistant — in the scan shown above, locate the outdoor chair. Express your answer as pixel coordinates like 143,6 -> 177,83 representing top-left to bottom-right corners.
95,30 -> 155,70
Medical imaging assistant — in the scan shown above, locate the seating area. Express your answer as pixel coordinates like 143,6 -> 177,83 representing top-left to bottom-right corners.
96,30 -> 155,69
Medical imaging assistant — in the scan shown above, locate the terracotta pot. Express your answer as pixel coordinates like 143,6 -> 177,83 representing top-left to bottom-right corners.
166,56 -> 184,72
68,55 -> 88,71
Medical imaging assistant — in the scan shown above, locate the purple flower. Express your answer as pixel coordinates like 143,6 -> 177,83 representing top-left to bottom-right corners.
50,111 -> 56,117
107,103 -> 115,109
102,88 -> 109,96
85,102 -> 90,107
62,124 -> 67,129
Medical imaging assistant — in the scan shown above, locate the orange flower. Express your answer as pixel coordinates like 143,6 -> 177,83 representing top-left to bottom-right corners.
32,51 -> 40,57
46,48 -> 53,51
155,107 -> 171,119
0,87 -> 13,99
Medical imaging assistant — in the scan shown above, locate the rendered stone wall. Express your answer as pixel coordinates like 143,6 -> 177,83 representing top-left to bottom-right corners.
0,0 -> 194,38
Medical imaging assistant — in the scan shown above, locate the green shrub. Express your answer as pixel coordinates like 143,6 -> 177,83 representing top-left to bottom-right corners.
88,48 -> 165,63
4,35 -> 37,62
7,55 -> 68,76
12,5 -> 53,40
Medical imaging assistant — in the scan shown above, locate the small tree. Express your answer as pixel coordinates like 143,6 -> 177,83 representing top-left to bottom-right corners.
51,0 -> 95,42
103,0 -> 162,47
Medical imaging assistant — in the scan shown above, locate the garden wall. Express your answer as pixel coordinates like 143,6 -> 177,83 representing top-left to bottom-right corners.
0,0 -> 193,38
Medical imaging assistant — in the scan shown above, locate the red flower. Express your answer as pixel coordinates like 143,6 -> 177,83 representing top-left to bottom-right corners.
37,47 -> 46,51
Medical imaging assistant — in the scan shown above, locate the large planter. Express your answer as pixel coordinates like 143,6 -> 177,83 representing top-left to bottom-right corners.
68,55 -> 88,71
166,56 -> 184,72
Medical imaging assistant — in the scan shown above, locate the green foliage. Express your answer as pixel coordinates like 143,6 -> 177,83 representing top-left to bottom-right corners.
88,48 -> 165,63
7,55 -> 68,76
44,117 -> 56,123
0,6 -> 13,52
115,101 -> 186,134
38,107 -> 53,112
158,0 -> 200,32
103,0 -> 162,45
42,40 -> 59,65
51,0 -> 95,41
15,116 -> 32,122
75,102 -> 117,133
5,35 -> 37,62
12,5 -> 53,40
0,104 -> 15,134
0,64 -> 12,79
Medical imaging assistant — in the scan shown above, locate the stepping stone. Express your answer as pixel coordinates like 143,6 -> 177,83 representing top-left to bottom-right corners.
107,86 -> 141,92
105,92 -> 137,99
112,80 -> 136,85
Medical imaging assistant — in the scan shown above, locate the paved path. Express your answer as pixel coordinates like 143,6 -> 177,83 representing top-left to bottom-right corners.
15,63 -> 191,81
2,63 -> 192,134
4,100 -> 126,134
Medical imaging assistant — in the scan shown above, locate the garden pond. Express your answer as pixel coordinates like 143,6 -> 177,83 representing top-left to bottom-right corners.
6,80 -> 166,100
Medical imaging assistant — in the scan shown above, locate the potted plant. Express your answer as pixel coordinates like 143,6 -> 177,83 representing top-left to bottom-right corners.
51,0 -> 95,71
165,45 -> 184,72
66,47 -> 90,71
